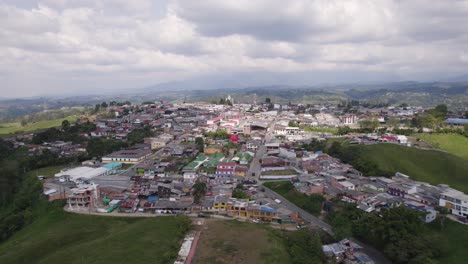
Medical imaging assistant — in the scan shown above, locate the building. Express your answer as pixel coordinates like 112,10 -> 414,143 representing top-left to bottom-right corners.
439,190 -> 468,219
403,201 -> 437,223
246,139 -> 262,151
55,166 -> 110,182
342,114 -> 357,125
216,162 -> 236,177
144,137 -> 170,149
67,183 -> 99,210
102,148 -> 152,164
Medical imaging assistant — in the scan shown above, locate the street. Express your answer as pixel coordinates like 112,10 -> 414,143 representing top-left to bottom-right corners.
261,185 -> 391,264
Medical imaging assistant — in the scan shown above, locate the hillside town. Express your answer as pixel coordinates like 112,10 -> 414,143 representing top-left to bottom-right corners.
3,97 -> 468,263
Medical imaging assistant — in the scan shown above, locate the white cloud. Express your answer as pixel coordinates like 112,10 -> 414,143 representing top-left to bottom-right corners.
0,0 -> 467,97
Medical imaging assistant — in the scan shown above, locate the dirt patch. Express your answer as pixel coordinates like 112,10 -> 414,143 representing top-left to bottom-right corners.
192,220 -> 290,264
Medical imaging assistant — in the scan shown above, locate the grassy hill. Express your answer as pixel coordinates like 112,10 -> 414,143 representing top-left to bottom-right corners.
0,115 -> 78,135
412,133 -> 468,160
0,206 -> 190,264
430,220 -> 468,264
351,144 -> 468,193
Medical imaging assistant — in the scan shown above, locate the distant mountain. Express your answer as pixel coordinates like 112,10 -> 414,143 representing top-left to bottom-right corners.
139,70 -> 402,93
440,74 -> 468,82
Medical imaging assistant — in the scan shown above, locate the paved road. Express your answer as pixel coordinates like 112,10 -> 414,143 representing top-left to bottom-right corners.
261,185 -> 391,264
262,185 -> 333,234
247,117 -> 277,181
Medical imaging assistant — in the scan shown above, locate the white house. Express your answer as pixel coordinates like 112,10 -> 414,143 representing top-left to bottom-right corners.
439,189 -> 468,219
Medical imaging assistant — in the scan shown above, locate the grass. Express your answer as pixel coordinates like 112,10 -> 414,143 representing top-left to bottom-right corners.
192,220 -> 291,264
264,181 -> 324,216
0,115 -> 78,135
430,220 -> 468,264
262,169 -> 298,176
0,206 -> 190,264
412,133 -> 468,160
25,165 -> 68,178
351,144 -> 468,193
302,126 -> 339,135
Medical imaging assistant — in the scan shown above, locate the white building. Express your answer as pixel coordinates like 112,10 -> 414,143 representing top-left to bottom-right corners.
274,126 -> 304,136
55,166 -> 109,182
396,135 -> 408,144
439,189 -> 468,219
342,114 -> 357,125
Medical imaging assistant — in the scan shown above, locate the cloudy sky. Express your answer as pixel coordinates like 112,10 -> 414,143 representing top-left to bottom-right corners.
1,0 -> 468,98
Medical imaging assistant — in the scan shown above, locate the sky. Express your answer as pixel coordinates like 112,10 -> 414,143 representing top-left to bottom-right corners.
1,0 -> 468,98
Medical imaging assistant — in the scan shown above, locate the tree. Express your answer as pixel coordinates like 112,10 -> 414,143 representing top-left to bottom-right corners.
435,206 -> 449,230
101,102 -> 108,108
192,182 -> 207,204
338,126 -> 352,135
330,214 -> 353,240
386,117 -> 400,128
288,120 -> 299,127
359,118 -> 379,131
127,126 -> 154,145
195,137 -> 204,152
94,104 -> 101,113
265,98 -> 271,104
61,120 -> 70,131
433,104 -> 448,118
20,119 -> 28,127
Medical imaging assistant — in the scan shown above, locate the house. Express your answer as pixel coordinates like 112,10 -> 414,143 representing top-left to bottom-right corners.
404,201 -> 437,223
439,189 -> 468,219
119,199 -> 139,213
144,137 -> 170,149
342,114 -> 357,125
216,162 -> 236,177
234,166 -> 248,177
102,148 -> 152,164
246,139 -> 262,151
67,183 -> 99,209
387,182 -> 418,198
183,171 -> 198,182
260,156 -> 290,168
213,195 -> 229,210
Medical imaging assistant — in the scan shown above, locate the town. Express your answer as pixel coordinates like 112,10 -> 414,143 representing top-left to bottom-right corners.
3,96 -> 468,263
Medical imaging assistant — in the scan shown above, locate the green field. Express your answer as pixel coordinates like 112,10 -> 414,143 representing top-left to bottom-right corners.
262,169 -> 298,176
0,115 -> 78,135
352,144 -> 468,193
25,165 -> 68,178
413,133 -> 468,160
302,126 -> 339,135
0,207 -> 190,264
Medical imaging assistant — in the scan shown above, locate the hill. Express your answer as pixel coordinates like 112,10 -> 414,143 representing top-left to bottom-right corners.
412,133 -> 468,160
0,206 -> 190,264
0,115 -> 78,135
350,144 -> 468,193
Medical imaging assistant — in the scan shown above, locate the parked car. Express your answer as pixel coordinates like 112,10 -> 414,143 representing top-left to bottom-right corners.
198,213 -> 207,218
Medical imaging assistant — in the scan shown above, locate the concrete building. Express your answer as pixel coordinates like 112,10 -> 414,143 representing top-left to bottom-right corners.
102,148 -> 152,164
54,166 -> 110,182
67,183 -> 99,210
439,189 -> 468,219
